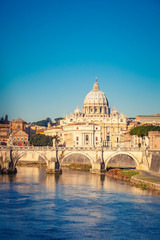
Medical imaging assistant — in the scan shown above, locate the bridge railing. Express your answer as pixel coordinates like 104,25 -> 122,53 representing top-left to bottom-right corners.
0,145 -> 149,151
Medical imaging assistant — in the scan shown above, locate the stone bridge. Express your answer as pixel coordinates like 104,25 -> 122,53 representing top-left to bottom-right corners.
0,145 -> 153,173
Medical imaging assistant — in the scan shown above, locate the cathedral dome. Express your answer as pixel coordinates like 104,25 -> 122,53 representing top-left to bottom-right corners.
84,79 -> 109,106
74,106 -> 81,114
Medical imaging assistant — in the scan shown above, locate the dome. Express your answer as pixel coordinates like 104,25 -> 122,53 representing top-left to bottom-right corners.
111,106 -> 119,115
84,79 -> 109,105
74,106 -> 82,114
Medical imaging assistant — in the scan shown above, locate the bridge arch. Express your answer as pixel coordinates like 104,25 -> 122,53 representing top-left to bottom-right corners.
105,152 -> 139,169
13,151 -> 48,166
61,151 -> 94,165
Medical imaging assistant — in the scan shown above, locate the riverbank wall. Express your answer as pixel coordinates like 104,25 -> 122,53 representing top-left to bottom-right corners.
148,150 -> 160,173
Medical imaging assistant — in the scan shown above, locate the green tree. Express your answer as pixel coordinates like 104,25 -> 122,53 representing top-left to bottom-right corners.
30,134 -> 53,146
32,118 -> 52,127
53,135 -> 60,146
4,115 -> 8,124
130,125 -> 160,137
54,117 -> 64,125
0,117 -> 4,124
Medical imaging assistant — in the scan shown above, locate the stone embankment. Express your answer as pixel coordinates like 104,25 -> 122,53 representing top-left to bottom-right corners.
106,168 -> 160,192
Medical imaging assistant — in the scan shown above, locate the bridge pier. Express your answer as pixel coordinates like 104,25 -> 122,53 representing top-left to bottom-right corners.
46,161 -> 62,174
1,148 -> 17,174
90,161 -> 105,174
46,148 -> 62,174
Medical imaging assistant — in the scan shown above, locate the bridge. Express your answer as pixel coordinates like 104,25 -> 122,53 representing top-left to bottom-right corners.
0,145 -> 152,173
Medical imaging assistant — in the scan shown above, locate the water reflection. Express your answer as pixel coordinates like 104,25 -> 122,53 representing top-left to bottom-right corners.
0,167 -> 160,240
0,167 -> 158,197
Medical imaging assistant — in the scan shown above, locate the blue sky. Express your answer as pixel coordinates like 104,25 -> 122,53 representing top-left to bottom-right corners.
0,0 -> 160,122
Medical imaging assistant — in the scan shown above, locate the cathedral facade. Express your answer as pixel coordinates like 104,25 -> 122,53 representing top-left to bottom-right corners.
45,79 -> 128,147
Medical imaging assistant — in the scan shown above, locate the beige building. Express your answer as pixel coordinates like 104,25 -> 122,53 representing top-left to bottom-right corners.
11,118 -> 29,146
136,114 -> 160,124
45,79 -> 128,147
62,123 -> 101,147
148,131 -> 160,149
0,124 -> 10,145
12,130 -> 29,146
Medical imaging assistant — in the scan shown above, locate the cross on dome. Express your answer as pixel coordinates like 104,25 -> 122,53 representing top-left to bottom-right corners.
93,78 -> 100,91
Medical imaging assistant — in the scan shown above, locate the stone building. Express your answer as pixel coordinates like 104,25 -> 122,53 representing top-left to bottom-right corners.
136,114 -> 160,124
148,131 -> 160,149
12,130 -> 29,146
11,117 -> 27,133
11,118 -> 29,146
62,123 -> 101,147
45,79 -> 128,147
0,124 -> 10,145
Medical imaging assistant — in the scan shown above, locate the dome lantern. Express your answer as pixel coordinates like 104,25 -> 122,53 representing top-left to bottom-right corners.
93,78 -> 100,91
82,78 -> 110,117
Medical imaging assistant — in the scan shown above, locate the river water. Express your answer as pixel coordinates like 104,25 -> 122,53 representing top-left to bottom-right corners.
0,167 -> 160,240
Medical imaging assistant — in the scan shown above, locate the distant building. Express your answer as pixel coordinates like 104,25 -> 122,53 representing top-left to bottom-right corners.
0,124 -> 10,145
11,117 -> 27,133
136,114 -> 160,124
63,123 -> 101,147
148,131 -> 160,150
11,118 -> 29,146
12,130 -> 29,146
127,120 -> 141,131
45,79 -> 128,147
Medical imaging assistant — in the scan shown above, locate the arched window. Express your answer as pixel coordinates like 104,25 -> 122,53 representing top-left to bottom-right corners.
86,135 -> 89,141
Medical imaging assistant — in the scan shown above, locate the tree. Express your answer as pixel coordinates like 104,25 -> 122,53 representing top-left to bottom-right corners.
130,125 -> 160,137
4,115 -> 8,124
30,134 -> 53,146
32,118 -> 52,127
54,117 -> 64,125
53,135 -> 60,146
0,117 -> 4,124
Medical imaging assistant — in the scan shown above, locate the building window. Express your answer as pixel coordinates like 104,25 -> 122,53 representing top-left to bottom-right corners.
86,135 -> 89,141
21,137 -> 23,140
14,137 -> 16,140
17,125 -> 20,129
77,127 -> 79,130
17,137 -> 19,140
77,142 -> 78,145
117,138 -> 119,143
76,137 -> 79,141
19,131 -> 22,134
96,137 -> 98,141
96,127 -> 98,130
25,137 -> 27,140
120,119 -> 123,122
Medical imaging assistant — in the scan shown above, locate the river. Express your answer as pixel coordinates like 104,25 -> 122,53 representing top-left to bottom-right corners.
0,167 -> 160,240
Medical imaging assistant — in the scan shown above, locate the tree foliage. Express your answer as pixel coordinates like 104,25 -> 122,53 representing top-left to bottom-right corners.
0,115 -> 9,124
53,135 -> 60,146
54,117 -> 63,124
32,118 -> 52,127
30,134 -> 53,146
130,125 -> 160,137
